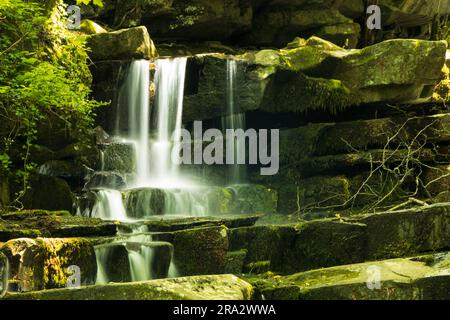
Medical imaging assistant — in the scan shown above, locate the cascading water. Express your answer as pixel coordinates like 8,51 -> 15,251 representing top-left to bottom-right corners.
115,60 -> 151,186
149,58 -> 187,185
91,190 -> 127,221
222,59 -> 247,184
86,58 -> 204,284
84,57 -> 247,285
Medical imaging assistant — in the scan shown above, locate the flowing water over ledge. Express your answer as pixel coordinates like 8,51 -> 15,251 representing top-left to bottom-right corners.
78,57 -> 249,283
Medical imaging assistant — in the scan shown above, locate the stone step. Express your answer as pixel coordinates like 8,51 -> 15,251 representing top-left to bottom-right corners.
122,184 -> 277,218
2,274 -> 252,300
139,214 -> 262,232
0,210 -> 117,242
247,251 -> 450,300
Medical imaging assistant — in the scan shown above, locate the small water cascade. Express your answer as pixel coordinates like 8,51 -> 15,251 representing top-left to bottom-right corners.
91,190 -> 127,221
85,58 -> 200,283
94,225 -> 174,284
115,60 -> 151,186
83,57 -> 248,285
149,58 -> 187,185
88,57 -> 202,222
222,59 -> 247,184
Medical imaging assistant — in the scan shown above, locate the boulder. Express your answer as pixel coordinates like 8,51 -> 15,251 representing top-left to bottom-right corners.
86,26 -> 157,61
4,274 -> 253,300
0,238 -> 97,292
229,221 -> 366,274
101,142 -> 135,173
249,252 -> 450,300
276,176 -> 351,214
182,38 -> 446,122
84,171 -> 126,190
331,39 -> 447,103
172,226 -> 229,276
289,220 -> 367,273
124,188 -> 169,218
79,19 -> 107,34
347,204 -> 450,260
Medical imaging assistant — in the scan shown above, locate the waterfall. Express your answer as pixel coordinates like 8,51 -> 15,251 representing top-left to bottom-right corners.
91,190 -> 127,221
86,58 -> 211,285
149,58 -> 188,186
116,60 -> 151,186
222,59 -> 247,184
95,226 -> 157,284
94,246 -> 111,284
128,246 -> 153,282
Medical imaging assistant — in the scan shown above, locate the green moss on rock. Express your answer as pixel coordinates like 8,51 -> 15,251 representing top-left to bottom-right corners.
172,225 -> 229,276
0,237 -> 96,292
3,274 -> 253,300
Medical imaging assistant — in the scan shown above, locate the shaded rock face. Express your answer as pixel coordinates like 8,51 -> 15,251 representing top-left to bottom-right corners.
3,274 -> 253,300
243,8 -> 359,47
19,175 -> 75,213
89,61 -> 129,133
182,38 -> 446,122
229,203 -> 450,274
101,142 -> 136,174
87,0 -> 449,48
86,26 -> 157,61
0,238 -> 97,292
84,172 -> 126,190
250,112 -> 450,214
113,0 -> 253,41
249,252 -> 450,300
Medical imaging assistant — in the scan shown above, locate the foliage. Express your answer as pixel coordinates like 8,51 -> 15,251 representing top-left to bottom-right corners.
0,0 -> 103,208
76,0 -> 104,7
